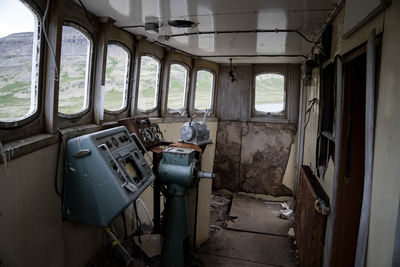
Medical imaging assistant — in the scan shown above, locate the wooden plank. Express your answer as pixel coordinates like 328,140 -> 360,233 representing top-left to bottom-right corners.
295,166 -> 329,267
198,253 -> 277,267
227,193 -> 293,236
355,28 -> 376,267
199,229 -> 295,267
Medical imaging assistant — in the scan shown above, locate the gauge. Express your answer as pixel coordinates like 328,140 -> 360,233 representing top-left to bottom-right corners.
144,128 -> 155,142
181,125 -> 195,142
111,137 -> 119,147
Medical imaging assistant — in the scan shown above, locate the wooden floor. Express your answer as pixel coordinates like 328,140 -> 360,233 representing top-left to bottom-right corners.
198,193 -> 297,267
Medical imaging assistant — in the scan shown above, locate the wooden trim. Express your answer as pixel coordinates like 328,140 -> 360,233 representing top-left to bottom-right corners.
325,56 -> 344,267
354,29 -> 376,267
44,0 -> 64,133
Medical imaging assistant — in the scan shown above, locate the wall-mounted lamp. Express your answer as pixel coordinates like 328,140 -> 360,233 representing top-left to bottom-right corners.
229,58 -> 237,82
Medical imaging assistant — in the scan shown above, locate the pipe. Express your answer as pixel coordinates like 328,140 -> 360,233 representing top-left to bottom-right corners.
159,29 -> 314,43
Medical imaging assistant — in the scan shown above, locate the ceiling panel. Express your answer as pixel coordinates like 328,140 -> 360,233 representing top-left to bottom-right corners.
73,0 -> 339,63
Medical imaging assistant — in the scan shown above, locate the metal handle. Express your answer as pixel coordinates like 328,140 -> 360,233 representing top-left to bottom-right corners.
130,133 -> 153,168
98,144 -> 136,192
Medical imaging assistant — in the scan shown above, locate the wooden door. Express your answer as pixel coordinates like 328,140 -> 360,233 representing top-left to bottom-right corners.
331,52 -> 366,267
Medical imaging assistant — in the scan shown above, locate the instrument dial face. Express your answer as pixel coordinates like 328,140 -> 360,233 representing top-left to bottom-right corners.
181,126 -> 194,142
144,128 -> 155,142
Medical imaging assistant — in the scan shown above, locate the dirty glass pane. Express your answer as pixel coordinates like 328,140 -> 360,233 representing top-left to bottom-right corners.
0,0 -> 40,122
194,70 -> 214,110
255,73 -> 285,114
104,44 -> 129,111
137,55 -> 160,111
167,64 -> 187,110
58,25 -> 91,115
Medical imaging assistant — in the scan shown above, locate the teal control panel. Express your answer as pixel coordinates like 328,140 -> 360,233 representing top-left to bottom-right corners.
62,126 -> 155,227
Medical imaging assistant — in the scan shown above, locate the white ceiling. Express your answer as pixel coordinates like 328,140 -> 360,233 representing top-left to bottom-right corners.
74,0 -> 339,63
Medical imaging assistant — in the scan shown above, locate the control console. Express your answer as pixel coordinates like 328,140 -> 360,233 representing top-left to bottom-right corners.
63,126 -> 155,227
119,117 -> 163,149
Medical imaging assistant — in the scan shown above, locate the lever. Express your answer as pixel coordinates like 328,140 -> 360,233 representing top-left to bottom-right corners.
197,171 -> 215,179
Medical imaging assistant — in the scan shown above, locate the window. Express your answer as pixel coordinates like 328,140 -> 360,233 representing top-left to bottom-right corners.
58,25 -> 92,115
104,43 -> 130,112
0,0 -> 40,123
194,70 -> 214,110
254,73 -> 285,115
137,55 -> 160,111
167,64 -> 188,111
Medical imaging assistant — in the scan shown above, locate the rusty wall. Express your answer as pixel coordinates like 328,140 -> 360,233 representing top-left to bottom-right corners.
213,64 -> 299,196
213,121 -> 296,196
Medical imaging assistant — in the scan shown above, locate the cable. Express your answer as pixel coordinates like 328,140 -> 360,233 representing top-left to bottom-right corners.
133,201 -> 142,244
77,0 -> 99,31
54,129 -> 63,197
42,0 -> 59,81
304,98 -> 318,128
159,29 -> 314,43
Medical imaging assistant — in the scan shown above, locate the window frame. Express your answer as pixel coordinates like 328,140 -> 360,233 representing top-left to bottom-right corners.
103,41 -> 131,114
0,0 -> 43,129
251,71 -> 288,119
57,21 -> 94,119
192,68 -> 216,114
166,62 -> 190,115
136,53 -> 162,114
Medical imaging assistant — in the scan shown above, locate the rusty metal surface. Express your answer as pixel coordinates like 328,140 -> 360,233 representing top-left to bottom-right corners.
295,166 -> 329,267
213,121 -> 296,196
213,121 -> 242,192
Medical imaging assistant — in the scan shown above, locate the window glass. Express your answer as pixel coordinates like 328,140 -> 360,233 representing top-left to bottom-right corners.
194,70 -> 214,110
0,0 -> 40,122
255,73 -> 285,114
58,25 -> 91,115
138,55 -> 160,111
104,44 -> 129,111
167,64 -> 188,110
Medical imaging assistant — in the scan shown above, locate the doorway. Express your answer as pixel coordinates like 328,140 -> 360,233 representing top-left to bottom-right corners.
331,50 -> 366,267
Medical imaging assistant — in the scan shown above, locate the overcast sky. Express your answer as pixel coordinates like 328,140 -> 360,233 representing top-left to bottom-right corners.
0,0 -> 35,38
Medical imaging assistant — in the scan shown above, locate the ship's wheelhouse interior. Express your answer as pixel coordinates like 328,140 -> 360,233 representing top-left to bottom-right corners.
0,0 -> 399,266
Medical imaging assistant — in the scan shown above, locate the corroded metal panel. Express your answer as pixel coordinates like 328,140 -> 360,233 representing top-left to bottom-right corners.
213,121 -> 296,196
213,121 -> 242,192
240,122 -> 296,196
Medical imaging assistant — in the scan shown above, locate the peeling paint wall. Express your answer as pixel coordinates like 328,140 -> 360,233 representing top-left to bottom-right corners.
240,122 -> 296,196
213,64 -> 300,196
213,121 -> 297,196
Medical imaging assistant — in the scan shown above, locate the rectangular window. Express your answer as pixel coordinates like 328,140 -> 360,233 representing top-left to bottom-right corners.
254,73 -> 285,115
167,64 -> 188,111
194,70 -> 214,110
104,43 -> 130,112
137,55 -> 160,111
0,0 -> 40,123
58,24 -> 92,116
